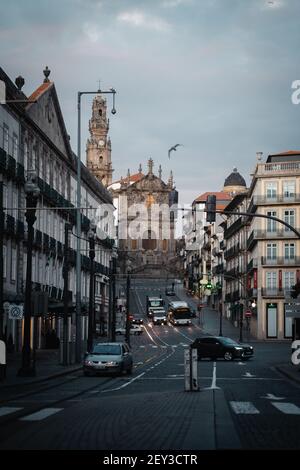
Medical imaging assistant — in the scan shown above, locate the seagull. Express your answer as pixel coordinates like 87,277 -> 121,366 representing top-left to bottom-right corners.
168,144 -> 183,159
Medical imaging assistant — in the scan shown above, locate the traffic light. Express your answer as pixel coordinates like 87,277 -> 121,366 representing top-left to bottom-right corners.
206,281 -> 212,289
206,195 -> 216,223
290,281 -> 300,299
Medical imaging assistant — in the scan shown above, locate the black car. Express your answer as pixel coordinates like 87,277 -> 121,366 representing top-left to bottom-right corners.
191,336 -> 254,361
131,317 -> 144,325
165,288 -> 175,296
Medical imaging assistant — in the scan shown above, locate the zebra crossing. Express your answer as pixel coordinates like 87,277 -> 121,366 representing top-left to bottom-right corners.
230,400 -> 300,415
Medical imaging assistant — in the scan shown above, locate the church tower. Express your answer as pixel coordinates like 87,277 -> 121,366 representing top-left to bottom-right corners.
86,94 -> 113,187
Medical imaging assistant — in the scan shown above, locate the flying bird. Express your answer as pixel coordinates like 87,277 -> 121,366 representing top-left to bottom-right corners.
168,144 -> 183,159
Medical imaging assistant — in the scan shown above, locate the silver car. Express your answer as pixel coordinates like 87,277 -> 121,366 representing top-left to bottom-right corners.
83,342 -> 133,376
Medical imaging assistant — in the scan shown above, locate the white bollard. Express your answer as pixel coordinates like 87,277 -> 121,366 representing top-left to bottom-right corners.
184,347 -> 199,391
0,340 -> 6,380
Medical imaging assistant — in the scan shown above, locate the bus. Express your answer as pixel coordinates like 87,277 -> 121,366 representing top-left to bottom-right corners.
168,301 -> 192,326
146,296 -> 164,317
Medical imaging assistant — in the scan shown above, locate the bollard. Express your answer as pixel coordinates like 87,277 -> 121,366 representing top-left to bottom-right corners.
184,347 -> 199,391
0,340 -> 6,380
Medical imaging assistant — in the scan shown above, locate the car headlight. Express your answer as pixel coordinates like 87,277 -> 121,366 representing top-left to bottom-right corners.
107,361 -> 118,366
234,347 -> 243,350
84,360 -> 93,366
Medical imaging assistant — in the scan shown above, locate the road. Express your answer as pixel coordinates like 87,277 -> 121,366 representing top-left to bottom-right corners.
0,278 -> 300,450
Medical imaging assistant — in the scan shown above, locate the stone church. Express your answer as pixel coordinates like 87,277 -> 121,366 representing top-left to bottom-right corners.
86,94 -> 180,276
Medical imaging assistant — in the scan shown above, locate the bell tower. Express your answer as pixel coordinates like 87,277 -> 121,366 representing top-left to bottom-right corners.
86,94 -> 113,187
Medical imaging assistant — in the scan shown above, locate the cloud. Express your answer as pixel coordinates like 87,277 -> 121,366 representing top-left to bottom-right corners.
161,0 -> 193,7
117,10 -> 171,32
261,0 -> 285,10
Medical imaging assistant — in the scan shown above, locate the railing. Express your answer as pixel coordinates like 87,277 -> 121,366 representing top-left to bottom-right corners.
252,194 -> 300,205
225,267 -> 240,278
224,243 -> 240,259
256,161 -> 300,175
261,288 -> 286,298
261,256 -> 300,266
224,217 -> 243,239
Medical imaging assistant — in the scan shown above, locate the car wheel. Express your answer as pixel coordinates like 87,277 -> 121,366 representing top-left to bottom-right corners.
224,351 -> 233,361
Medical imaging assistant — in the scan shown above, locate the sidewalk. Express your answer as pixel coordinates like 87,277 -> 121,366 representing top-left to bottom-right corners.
0,349 -> 82,388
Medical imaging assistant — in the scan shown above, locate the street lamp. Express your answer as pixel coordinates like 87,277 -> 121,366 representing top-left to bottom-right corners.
108,248 -> 118,342
87,221 -> 96,352
76,86 -> 116,362
18,170 -> 40,376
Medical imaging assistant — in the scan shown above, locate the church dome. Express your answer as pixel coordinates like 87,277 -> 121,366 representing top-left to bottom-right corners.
223,167 -> 246,192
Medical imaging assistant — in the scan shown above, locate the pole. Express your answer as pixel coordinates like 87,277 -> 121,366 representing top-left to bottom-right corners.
125,274 -> 131,346
111,257 -> 116,342
75,92 -> 82,363
219,302 -> 223,336
239,303 -> 243,343
87,233 -> 95,352
0,182 -> 3,339
108,260 -> 112,341
63,223 -> 70,365
18,194 -> 37,376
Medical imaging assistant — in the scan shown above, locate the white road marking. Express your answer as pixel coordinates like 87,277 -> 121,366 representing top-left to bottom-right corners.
139,345 -> 146,348
0,407 -> 22,417
272,402 -> 300,414
237,362 -> 246,365
207,362 -> 220,390
230,402 -> 260,415
243,372 -> 256,378
20,408 -> 63,421
261,393 -> 285,400
101,372 -> 146,393
167,374 -> 185,378
151,345 -> 158,349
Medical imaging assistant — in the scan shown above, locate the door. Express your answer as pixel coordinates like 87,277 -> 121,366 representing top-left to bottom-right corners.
266,303 -> 278,338
284,304 -> 293,338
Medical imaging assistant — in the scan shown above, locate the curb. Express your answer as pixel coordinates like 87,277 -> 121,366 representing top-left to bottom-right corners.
274,364 -> 300,385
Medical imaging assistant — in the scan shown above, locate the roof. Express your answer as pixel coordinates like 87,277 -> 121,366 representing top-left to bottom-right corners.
113,172 -> 144,185
224,168 -> 246,188
28,82 -> 52,102
268,150 -> 300,156
194,191 -> 232,204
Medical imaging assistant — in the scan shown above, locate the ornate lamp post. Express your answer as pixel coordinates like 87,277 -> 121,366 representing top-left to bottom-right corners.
87,222 -> 96,352
18,171 -> 40,376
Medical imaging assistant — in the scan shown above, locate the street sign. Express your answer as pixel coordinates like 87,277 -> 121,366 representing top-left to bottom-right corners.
8,304 -> 24,320
244,310 -> 252,318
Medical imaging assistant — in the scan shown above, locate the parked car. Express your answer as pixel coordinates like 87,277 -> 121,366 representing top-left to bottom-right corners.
83,342 -> 133,376
165,288 -> 175,296
191,336 -> 254,361
116,324 -> 143,335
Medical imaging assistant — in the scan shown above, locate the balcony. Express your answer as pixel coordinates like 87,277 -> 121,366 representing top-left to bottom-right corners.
261,288 -> 286,298
5,214 -> 15,235
212,263 -> 224,275
256,161 -> 300,176
247,258 -> 258,272
0,148 -> 7,171
247,229 -> 300,251
6,155 -> 16,179
261,256 -> 300,266
224,217 -> 243,239
247,288 -> 258,298
224,243 -> 240,260
16,220 -> 25,239
16,163 -> 25,183
252,194 -> 300,205
224,267 -> 240,279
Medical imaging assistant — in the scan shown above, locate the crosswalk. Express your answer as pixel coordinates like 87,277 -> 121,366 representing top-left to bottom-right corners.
1,399 -> 300,423
230,401 -> 300,415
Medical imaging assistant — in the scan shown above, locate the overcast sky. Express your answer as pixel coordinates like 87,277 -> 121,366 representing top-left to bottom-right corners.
1,0 -> 300,203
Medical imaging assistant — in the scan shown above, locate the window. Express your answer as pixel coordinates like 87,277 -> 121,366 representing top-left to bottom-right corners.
267,211 -> 277,232
267,243 -> 277,260
23,140 -> 28,171
266,182 -> 277,200
12,134 -> 18,160
11,247 -> 17,282
2,184 -> 8,211
284,210 -> 295,231
3,245 -> 7,279
284,271 -> 295,289
283,181 -> 295,199
266,271 -> 277,289
284,243 -> 295,260
3,125 -> 9,153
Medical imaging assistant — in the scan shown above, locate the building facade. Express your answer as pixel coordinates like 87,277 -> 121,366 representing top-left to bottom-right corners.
246,151 -> 300,340
0,67 -> 114,354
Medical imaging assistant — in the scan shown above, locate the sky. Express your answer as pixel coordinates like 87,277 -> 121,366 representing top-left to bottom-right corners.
1,0 -> 300,204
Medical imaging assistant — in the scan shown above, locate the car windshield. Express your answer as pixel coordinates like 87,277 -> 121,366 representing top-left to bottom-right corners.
91,344 -> 121,355
219,337 -> 239,346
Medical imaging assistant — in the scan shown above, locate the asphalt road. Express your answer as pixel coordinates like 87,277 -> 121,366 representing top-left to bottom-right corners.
0,278 -> 299,450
